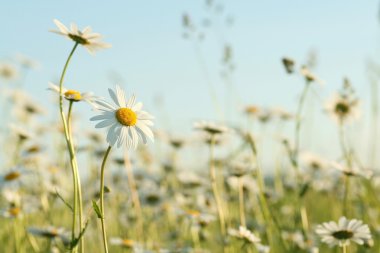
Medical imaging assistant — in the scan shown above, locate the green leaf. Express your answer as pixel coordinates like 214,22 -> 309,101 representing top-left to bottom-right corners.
55,189 -> 73,212
92,200 -> 103,219
69,220 -> 89,249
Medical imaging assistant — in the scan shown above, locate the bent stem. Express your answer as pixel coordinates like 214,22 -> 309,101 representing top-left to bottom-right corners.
57,42 -> 82,252
209,135 -> 226,237
100,146 -> 112,253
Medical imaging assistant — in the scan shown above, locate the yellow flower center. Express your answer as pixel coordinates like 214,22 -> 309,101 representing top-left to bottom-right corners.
4,171 -> 20,181
9,207 -> 21,217
115,108 -> 137,126
121,239 -> 134,248
64,90 -> 82,101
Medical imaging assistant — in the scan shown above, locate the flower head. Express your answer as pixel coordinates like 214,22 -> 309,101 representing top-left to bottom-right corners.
315,216 -> 372,247
51,19 -> 111,54
228,226 -> 261,244
325,93 -> 360,124
194,121 -> 229,135
90,85 -> 154,149
282,57 -> 295,74
48,82 -> 100,108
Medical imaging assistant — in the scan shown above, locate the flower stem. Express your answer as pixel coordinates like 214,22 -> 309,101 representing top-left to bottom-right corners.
338,121 -> 351,216
342,244 -> 348,253
100,146 -> 112,253
57,42 -> 80,253
238,177 -> 246,227
124,152 -> 144,242
67,101 -> 85,253
209,135 -> 226,237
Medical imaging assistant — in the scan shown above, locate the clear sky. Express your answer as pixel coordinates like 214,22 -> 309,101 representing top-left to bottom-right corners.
1,0 -> 380,162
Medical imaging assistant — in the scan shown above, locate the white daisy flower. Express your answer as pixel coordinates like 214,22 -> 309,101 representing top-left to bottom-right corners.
330,162 -> 373,179
194,121 -> 230,135
90,85 -> 154,149
228,226 -> 261,244
48,82 -> 100,108
50,19 -> 111,54
325,92 -> 360,123
315,216 -> 372,247
300,65 -> 324,85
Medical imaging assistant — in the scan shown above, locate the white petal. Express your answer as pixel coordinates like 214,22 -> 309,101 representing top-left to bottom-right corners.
108,88 -> 120,107
53,19 -> 69,34
115,85 -> 126,107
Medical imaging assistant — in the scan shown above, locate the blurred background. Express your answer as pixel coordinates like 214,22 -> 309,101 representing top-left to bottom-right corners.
1,0 -> 380,170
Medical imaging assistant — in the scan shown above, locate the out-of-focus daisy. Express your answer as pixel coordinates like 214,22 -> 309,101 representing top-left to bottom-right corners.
110,237 -> 135,249
315,216 -> 371,247
330,162 -> 373,179
282,57 -> 295,74
194,121 -> 230,135
228,226 -> 261,244
2,204 -> 23,219
14,53 -> 39,70
300,66 -> 323,84
325,93 -> 360,123
301,152 -> 328,171
0,63 -> 18,80
90,85 -> 154,149
9,124 -> 34,141
48,82 -> 100,108
28,226 -> 69,245
50,19 -> 111,54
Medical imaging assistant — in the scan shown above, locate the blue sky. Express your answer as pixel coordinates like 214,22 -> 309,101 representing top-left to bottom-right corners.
1,0 -> 380,159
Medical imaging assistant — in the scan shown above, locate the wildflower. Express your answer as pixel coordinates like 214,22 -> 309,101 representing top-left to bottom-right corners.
48,82 -> 100,108
14,53 -> 39,70
282,57 -> 295,74
2,205 -> 23,218
325,93 -> 360,123
90,85 -> 154,149
0,63 -> 18,80
330,162 -> 373,179
243,105 -> 260,117
194,121 -> 229,135
301,152 -> 328,171
315,216 -> 371,247
228,226 -> 261,244
110,237 -> 135,248
28,226 -> 69,245
9,124 -> 34,141
50,19 -> 111,54
300,65 -> 323,84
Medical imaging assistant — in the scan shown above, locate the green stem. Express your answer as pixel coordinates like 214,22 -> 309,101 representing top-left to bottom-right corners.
100,146 -> 112,253
57,43 -> 79,252
294,81 -> 311,160
342,244 -> 347,253
338,122 -> 351,216
67,101 -> 84,253
209,135 -> 226,237
238,176 -> 246,227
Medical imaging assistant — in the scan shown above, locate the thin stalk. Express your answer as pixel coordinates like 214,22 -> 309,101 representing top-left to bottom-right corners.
294,81 -> 311,160
342,244 -> 347,253
67,101 -> 84,253
57,42 -> 80,252
209,135 -> 226,237
123,152 -> 144,241
238,176 -> 246,227
100,146 -> 112,253
338,121 -> 351,216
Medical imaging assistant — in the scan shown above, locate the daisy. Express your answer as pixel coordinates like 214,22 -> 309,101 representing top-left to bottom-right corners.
282,57 -> 295,74
28,226 -> 70,246
325,92 -> 360,123
300,65 -> 322,84
315,216 -> 372,247
0,63 -> 18,80
228,226 -> 261,244
330,162 -> 373,179
194,121 -> 230,135
50,19 -> 111,54
90,85 -> 154,149
110,237 -> 135,249
48,82 -> 100,108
